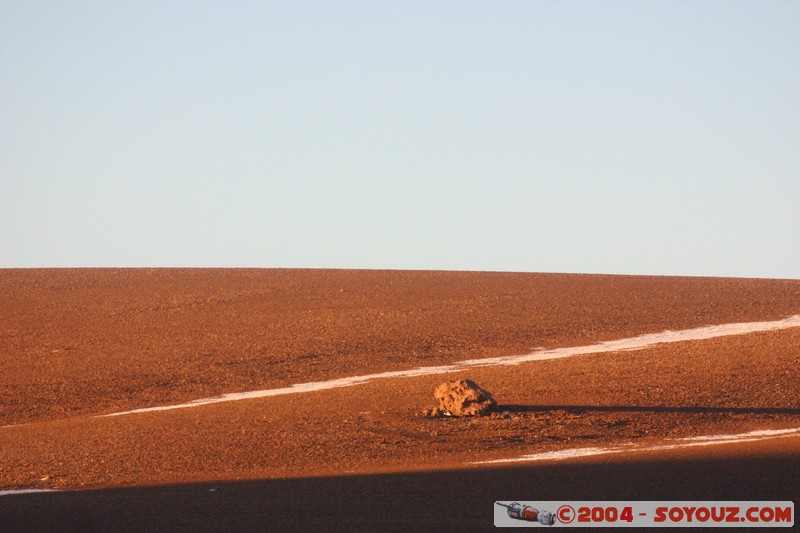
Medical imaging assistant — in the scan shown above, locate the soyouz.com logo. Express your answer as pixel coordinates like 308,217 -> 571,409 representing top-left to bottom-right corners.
494,501 -> 794,527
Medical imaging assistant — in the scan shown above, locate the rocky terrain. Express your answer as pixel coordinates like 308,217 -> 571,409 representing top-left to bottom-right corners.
1,269 -> 798,530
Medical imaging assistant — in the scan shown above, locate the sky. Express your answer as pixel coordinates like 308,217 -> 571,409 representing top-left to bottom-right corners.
1,1 -> 798,278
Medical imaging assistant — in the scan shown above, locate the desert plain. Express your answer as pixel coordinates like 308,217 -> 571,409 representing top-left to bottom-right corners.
1,268 -> 799,531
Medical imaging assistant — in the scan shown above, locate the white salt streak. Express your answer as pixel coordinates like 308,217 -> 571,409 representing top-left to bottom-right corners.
102,314 -> 800,418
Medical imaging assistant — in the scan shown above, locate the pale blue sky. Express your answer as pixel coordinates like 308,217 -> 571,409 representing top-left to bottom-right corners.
2,1 -> 798,278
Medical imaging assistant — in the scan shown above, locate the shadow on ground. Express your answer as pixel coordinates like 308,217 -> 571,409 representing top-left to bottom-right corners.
500,404 -> 800,415
1,452 -> 797,532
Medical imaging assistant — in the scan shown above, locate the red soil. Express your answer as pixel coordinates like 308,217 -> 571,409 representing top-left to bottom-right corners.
1,269 -> 799,530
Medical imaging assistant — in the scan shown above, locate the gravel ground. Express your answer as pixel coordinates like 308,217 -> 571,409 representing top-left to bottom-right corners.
1,269 -> 798,530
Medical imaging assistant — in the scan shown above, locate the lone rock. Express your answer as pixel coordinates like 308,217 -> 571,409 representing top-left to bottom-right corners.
434,379 -> 496,417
